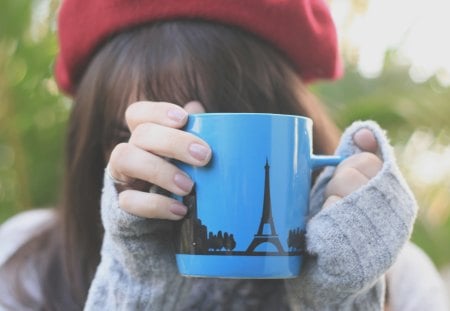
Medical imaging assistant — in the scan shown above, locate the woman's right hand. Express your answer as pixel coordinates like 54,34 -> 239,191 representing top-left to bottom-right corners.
107,101 -> 211,221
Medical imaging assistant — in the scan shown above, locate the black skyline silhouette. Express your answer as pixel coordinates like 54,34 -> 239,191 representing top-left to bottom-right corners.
176,160 -> 305,256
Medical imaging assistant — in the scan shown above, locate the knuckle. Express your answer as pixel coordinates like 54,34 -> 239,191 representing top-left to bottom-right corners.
144,194 -> 172,219
110,143 -> 132,166
160,138 -> 182,159
145,159 -> 162,183
325,174 -> 339,197
125,101 -> 144,123
341,152 -> 382,174
130,123 -> 152,144
118,190 -> 134,211
333,166 -> 362,184
118,191 -> 155,218
118,190 -> 175,220
357,152 -> 381,166
145,201 -> 163,218
353,152 -> 383,177
324,181 -> 337,198
341,166 -> 364,180
326,167 -> 365,197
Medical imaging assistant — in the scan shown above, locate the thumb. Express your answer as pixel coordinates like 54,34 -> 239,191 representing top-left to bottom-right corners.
353,128 -> 379,154
183,101 -> 206,114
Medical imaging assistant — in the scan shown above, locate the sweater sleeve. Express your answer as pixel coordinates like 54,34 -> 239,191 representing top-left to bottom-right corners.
285,121 -> 418,310
84,175 -> 185,310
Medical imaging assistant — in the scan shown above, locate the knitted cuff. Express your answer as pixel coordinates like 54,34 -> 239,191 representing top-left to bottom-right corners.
84,172 -> 183,309
286,121 -> 418,309
98,172 -> 178,278
101,171 -> 175,238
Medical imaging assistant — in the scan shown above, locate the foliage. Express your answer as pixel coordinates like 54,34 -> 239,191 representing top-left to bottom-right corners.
0,0 -> 69,221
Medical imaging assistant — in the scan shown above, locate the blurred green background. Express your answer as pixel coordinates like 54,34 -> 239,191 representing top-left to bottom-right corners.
1,0 -> 449,272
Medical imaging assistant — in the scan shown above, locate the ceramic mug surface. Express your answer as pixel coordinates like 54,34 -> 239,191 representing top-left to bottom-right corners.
175,113 -> 341,278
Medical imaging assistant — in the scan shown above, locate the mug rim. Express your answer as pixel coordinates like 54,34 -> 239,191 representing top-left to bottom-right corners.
189,112 -> 313,122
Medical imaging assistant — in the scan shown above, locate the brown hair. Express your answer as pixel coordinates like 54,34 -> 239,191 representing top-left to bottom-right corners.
0,20 -> 340,310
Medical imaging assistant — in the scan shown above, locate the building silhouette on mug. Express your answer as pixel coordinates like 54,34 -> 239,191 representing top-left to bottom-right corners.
176,160 -> 305,255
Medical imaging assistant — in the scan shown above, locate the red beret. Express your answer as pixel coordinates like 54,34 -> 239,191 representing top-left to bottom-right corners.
55,0 -> 342,95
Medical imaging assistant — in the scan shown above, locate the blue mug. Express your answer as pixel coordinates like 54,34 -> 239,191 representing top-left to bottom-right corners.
175,113 -> 342,278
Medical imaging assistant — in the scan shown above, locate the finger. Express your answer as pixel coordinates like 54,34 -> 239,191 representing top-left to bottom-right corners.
109,143 -> 194,196
335,152 -> 383,180
353,128 -> 378,153
323,195 -> 342,208
119,190 -> 188,220
325,166 -> 369,198
184,100 -> 206,114
126,101 -> 189,131
130,123 -> 211,166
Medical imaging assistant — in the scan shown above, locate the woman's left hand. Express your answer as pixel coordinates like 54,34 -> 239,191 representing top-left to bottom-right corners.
323,128 -> 383,208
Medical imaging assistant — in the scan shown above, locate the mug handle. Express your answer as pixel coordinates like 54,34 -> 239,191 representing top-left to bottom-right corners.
311,155 -> 343,170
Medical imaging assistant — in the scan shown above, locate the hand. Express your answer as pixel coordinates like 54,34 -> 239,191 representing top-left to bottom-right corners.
323,128 -> 383,208
107,101 -> 211,220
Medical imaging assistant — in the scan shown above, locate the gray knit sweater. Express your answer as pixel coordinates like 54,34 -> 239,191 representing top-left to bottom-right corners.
84,121 -> 418,310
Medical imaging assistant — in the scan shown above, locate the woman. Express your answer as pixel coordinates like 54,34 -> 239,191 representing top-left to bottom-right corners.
0,0 -> 448,310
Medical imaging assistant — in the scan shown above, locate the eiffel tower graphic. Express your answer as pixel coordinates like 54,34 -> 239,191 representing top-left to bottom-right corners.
245,159 -> 285,254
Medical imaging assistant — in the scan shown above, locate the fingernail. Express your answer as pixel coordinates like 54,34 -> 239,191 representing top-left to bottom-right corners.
189,143 -> 211,162
167,107 -> 188,123
174,173 -> 194,193
169,203 -> 188,216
